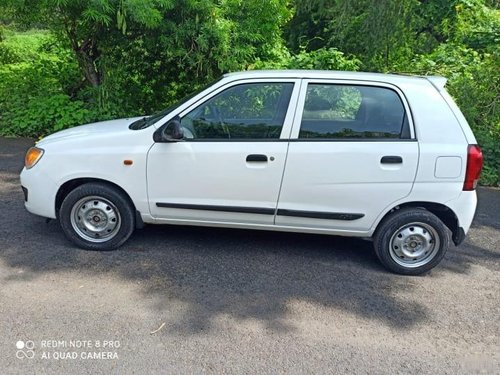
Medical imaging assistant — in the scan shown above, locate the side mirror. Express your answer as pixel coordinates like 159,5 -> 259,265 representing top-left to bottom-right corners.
153,116 -> 184,143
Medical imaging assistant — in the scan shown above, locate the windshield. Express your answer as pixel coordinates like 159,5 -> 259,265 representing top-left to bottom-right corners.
129,78 -> 222,130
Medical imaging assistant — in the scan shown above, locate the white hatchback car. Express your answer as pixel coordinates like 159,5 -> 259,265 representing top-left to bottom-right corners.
20,70 -> 483,275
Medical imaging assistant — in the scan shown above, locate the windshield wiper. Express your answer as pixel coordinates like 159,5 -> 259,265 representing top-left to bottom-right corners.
129,116 -> 149,130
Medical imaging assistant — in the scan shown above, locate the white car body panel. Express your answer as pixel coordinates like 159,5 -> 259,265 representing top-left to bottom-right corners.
20,70 -> 478,242
22,117 -> 153,219
147,141 -> 288,224
276,141 -> 419,232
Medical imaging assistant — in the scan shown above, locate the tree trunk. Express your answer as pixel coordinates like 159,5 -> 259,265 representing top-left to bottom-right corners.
64,23 -> 102,88
74,40 -> 102,88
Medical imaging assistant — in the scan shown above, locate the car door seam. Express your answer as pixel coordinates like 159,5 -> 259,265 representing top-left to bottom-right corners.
273,79 -> 304,224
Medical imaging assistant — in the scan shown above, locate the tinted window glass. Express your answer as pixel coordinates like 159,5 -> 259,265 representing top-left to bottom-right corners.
182,83 -> 293,140
299,84 -> 408,139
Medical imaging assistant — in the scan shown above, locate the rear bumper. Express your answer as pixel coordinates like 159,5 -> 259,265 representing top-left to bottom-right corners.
447,191 -> 477,233
445,190 -> 477,240
452,227 -> 466,246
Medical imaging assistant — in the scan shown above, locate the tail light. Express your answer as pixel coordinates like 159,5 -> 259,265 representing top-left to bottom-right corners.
463,145 -> 483,191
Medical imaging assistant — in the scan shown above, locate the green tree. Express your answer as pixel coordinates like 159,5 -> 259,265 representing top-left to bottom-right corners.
1,0 -> 175,88
1,0 -> 292,114
286,0 -> 418,70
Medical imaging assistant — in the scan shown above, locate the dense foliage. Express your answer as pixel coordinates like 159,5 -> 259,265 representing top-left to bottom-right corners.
0,0 -> 498,184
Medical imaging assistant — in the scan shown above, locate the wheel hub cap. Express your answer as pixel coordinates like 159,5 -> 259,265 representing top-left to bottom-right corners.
389,222 -> 440,268
70,196 -> 121,243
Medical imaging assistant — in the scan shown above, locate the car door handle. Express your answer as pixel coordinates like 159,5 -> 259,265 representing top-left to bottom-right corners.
381,156 -> 403,164
246,154 -> 268,162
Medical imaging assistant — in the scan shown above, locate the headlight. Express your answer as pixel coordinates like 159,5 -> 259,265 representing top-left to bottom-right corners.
25,147 -> 44,169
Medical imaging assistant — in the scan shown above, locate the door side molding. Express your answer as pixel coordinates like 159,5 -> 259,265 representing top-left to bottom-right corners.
156,202 -> 364,221
277,209 -> 364,221
156,202 -> 275,215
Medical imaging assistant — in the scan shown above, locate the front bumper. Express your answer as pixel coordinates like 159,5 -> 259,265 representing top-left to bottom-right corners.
21,186 -> 28,202
20,167 -> 58,219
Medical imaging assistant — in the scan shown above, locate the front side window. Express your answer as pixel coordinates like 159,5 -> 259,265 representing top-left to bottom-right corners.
299,84 -> 409,139
181,82 -> 294,140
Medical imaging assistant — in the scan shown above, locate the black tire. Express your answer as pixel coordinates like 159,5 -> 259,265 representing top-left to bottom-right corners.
59,183 -> 135,250
373,208 -> 451,275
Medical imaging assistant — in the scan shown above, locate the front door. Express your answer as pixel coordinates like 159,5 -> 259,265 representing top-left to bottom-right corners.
276,80 -> 419,234
147,79 -> 300,225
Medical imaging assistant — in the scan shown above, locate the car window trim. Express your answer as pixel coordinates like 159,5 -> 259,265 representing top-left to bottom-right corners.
174,138 -> 418,143
288,138 -> 418,142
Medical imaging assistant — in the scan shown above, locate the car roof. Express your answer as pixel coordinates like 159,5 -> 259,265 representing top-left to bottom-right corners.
223,70 -> 444,87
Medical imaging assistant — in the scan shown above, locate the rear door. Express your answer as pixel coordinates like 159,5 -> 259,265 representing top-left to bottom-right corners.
276,79 -> 419,233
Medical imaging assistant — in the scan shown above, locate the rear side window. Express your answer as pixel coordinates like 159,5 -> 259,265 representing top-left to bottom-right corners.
299,84 -> 410,139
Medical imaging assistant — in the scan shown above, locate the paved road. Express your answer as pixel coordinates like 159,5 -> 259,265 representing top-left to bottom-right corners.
0,137 -> 499,374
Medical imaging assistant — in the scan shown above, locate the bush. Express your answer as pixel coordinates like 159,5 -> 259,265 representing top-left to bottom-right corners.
251,47 -> 361,71
474,127 -> 500,187
1,93 -> 96,136
0,29 -> 51,64
0,30 -> 101,138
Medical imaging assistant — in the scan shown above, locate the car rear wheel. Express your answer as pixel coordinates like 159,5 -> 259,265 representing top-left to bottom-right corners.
59,183 -> 135,250
374,208 -> 451,275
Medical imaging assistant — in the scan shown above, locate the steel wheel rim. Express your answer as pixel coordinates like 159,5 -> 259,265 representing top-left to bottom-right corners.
389,222 -> 440,268
70,196 -> 121,243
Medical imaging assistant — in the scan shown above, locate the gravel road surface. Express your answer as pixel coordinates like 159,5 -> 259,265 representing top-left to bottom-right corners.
1,137 -> 498,374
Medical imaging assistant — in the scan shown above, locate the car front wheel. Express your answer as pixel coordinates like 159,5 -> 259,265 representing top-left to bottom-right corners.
59,183 -> 135,250
373,208 -> 451,275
